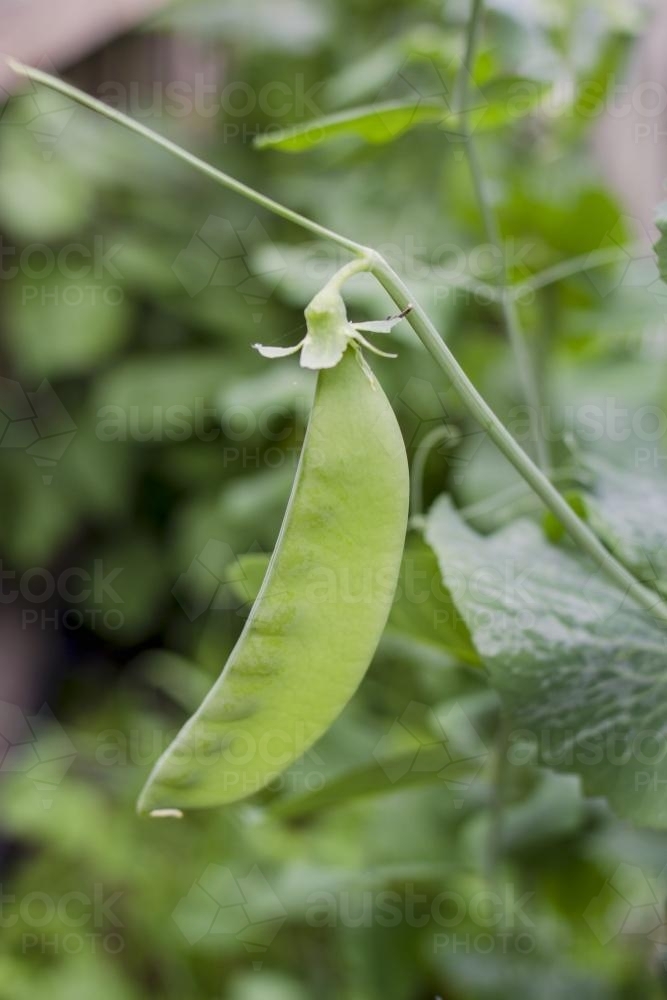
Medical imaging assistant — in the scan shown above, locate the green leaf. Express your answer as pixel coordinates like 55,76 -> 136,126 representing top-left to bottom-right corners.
273,693 -> 495,819
254,99 -> 457,152
388,534 -> 481,666
272,743 -> 490,821
93,352 -> 232,431
425,496 -> 667,829
655,201 -> 667,284
255,77 -> 548,153
5,274 -> 132,377
470,76 -> 551,130
583,455 -> 667,593
463,771 -> 587,864
542,490 -> 589,544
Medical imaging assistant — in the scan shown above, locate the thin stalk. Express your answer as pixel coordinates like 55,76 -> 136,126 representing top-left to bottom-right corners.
468,175 -> 550,470
455,1 -> 549,472
324,257 -> 370,291
10,57 -> 667,624
5,59 -> 364,259
511,243 -> 645,299
370,257 -> 667,624
455,0 -> 485,116
410,424 -> 461,523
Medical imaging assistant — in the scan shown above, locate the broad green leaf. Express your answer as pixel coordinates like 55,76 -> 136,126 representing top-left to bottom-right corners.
271,743 -> 490,820
255,78 -> 548,153
425,496 -> 667,828
322,41 -> 409,108
583,456 -> 667,593
273,692 -> 495,819
254,100 -> 457,152
388,534 -> 481,666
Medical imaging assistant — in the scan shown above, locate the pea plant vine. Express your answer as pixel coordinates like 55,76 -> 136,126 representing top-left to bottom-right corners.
9,0 -> 667,830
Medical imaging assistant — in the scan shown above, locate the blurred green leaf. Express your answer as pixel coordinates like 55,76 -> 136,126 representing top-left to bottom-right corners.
271,744 -> 490,820
4,273 -> 133,377
256,77 -> 549,153
654,201 -> 667,285
463,771 -> 586,864
426,496 -> 667,828
254,99 -> 457,151
388,533 -> 480,666
582,454 -> 667,594
80,535 -> 167,643
93,352 -> 232,432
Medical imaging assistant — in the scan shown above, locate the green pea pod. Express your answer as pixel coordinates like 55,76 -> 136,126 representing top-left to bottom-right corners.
138,347 -> 409,813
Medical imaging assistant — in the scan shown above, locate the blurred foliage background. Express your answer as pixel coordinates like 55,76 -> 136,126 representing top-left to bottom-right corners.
2,0 -> 667,997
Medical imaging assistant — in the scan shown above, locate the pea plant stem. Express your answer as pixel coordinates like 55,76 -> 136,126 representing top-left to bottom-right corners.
370,257 -> 667,624
410,425 -> 461,523
5,59 -> 364,259
9,57 -> 667,624
513,243 -> 645,298
455,0 -> 550,472
467,141 -> 549,468
455,0 -> 485,116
